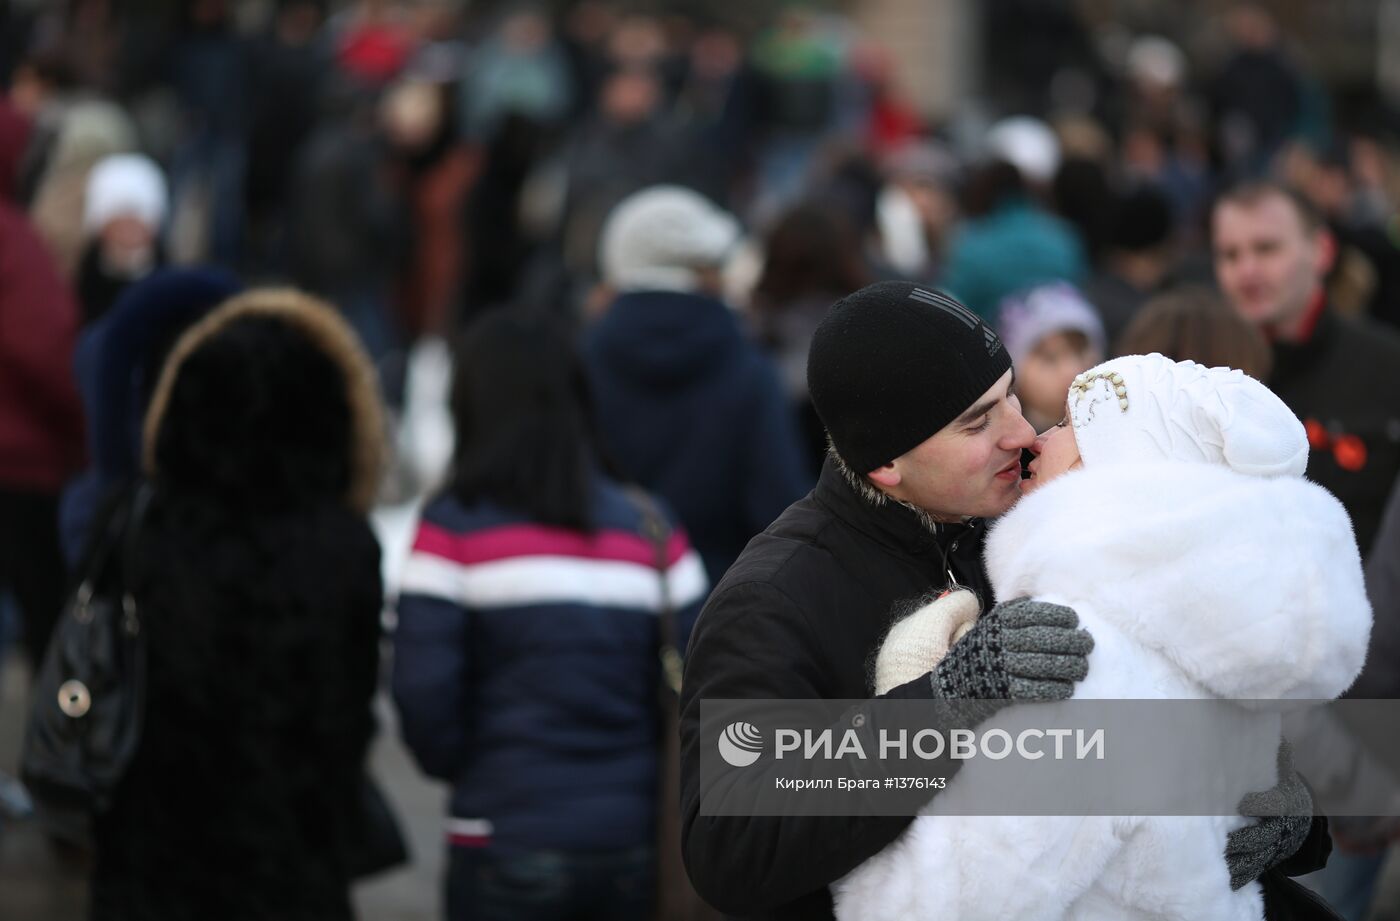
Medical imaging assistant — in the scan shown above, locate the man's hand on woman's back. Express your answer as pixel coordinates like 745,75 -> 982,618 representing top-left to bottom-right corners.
932,597 -> 1095,701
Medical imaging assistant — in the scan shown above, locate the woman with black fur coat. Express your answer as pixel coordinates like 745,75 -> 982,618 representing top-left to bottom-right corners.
89,289 -> 387,921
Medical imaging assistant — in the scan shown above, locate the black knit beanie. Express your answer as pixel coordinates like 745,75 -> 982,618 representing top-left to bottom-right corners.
807,281 -> 1011,473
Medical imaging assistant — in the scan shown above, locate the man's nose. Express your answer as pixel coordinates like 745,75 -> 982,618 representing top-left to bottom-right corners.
1233,253 -> 1262,281
1005,411 -> 1037,451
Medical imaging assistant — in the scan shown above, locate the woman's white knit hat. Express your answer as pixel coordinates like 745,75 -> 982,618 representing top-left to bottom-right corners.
1068,353 -> 1309,478
83,153 -> 168,235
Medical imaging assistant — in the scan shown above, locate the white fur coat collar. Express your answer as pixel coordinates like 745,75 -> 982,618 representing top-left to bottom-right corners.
985,461 -> 1370,702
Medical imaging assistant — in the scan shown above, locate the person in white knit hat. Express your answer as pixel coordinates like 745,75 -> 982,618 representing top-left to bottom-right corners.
77,153 -> 168,324
836,353 -> 1372,921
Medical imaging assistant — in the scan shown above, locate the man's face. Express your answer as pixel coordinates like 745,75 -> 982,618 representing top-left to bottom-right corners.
870,370 -> 1036,521
1212,194 -> 1326,329
600,70 -> 659,125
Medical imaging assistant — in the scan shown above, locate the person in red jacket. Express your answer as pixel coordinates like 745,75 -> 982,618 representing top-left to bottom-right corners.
0,200 -> 83,667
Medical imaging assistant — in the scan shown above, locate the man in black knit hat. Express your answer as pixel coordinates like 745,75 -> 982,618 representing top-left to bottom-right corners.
677,280 -> 1329,919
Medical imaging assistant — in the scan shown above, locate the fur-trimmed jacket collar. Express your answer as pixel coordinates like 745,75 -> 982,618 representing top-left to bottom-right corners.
987,461 -> 1370,702
140,288 -> 384,513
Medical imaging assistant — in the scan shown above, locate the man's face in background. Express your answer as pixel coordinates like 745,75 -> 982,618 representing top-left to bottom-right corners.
1213,193 -> 1328,333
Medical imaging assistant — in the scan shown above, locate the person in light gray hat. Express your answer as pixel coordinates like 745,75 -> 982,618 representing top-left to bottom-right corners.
583,185 -> 812,584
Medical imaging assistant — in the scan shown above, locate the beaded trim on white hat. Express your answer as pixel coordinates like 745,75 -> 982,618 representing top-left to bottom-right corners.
1070,370 -> 1129,428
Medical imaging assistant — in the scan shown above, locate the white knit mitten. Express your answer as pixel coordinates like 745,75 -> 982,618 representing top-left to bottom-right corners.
874,589 -> 982,695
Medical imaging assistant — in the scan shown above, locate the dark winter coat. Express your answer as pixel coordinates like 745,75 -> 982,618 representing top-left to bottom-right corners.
74,239 -> 167,326
559,117 -> 687,275
393,477 -> 707,853
90,289 -> 387,921
1268,305 -> 1400,557
678,457 -> 987,920
0,201 -> 83,493
584,290 -> 813,584
1348,476 -> 1400,699
59,268 -> 243,567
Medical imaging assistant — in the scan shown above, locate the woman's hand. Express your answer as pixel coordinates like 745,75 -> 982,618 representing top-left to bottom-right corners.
874,589 -> 982,695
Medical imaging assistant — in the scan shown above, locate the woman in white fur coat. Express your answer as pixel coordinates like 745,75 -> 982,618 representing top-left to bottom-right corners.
833,353 -> 1372,921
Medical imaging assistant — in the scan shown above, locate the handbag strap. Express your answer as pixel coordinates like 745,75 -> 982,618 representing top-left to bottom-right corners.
72,484 -> 140,604
625,487 -> 684,697
116,482 -> 154,635
69,481 -> 153,636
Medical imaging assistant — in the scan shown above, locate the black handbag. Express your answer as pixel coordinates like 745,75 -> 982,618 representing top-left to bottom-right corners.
20,484 -> 152,841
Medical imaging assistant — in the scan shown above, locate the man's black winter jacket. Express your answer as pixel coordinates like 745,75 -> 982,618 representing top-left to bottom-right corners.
678,457 -> 987,919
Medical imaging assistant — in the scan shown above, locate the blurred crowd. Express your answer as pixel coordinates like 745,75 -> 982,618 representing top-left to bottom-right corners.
5,0 -> 1400,918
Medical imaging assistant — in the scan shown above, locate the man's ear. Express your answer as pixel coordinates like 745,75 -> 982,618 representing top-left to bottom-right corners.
868,463 -> 901,489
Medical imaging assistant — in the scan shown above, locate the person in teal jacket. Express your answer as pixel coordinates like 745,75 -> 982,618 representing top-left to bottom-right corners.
941,159 -> 1087,325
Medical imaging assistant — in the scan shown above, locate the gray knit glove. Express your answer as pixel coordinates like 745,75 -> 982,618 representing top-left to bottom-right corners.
1226,740 -> 1314,890
931,597 -> 1093,701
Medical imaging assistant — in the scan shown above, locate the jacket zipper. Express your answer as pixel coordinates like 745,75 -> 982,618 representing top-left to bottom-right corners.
942,539 -> 960,587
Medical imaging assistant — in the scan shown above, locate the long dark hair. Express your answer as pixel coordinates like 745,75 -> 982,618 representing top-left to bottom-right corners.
751,201 -> 869,310
449,307 -> 601,532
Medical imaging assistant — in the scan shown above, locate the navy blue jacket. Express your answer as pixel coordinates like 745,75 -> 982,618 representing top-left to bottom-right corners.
59,268 -> 242,567
583,290 -> 813,584
391,475 -> 707,854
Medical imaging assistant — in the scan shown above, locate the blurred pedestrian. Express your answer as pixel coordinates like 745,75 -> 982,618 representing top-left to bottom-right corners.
1082,184 -> 1178,347
584,186 -> 812,584
942,126 -> 1087,324
0,95 -> 32,202
1212,180 -> 1400,557
876,141 -> 961,283
750,200 -> 869,466
1209,4 -> 1304,177
287,81 -> 401,364
1114,286 -> 1273,383
60,267 -> 243,568
166,0 -> 250,267
76,153 -> 168,325
0,199 -> 83,669
558,65 -> 687,282
1304,475 -> 1400,919
458,7 -> 572,142
995,281 -> 1105,433
91,288 -> 386,919
393,307 -> 708,921
27,99 -> 138,277
244,0 -> 331,276
381,68 -> 478,341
